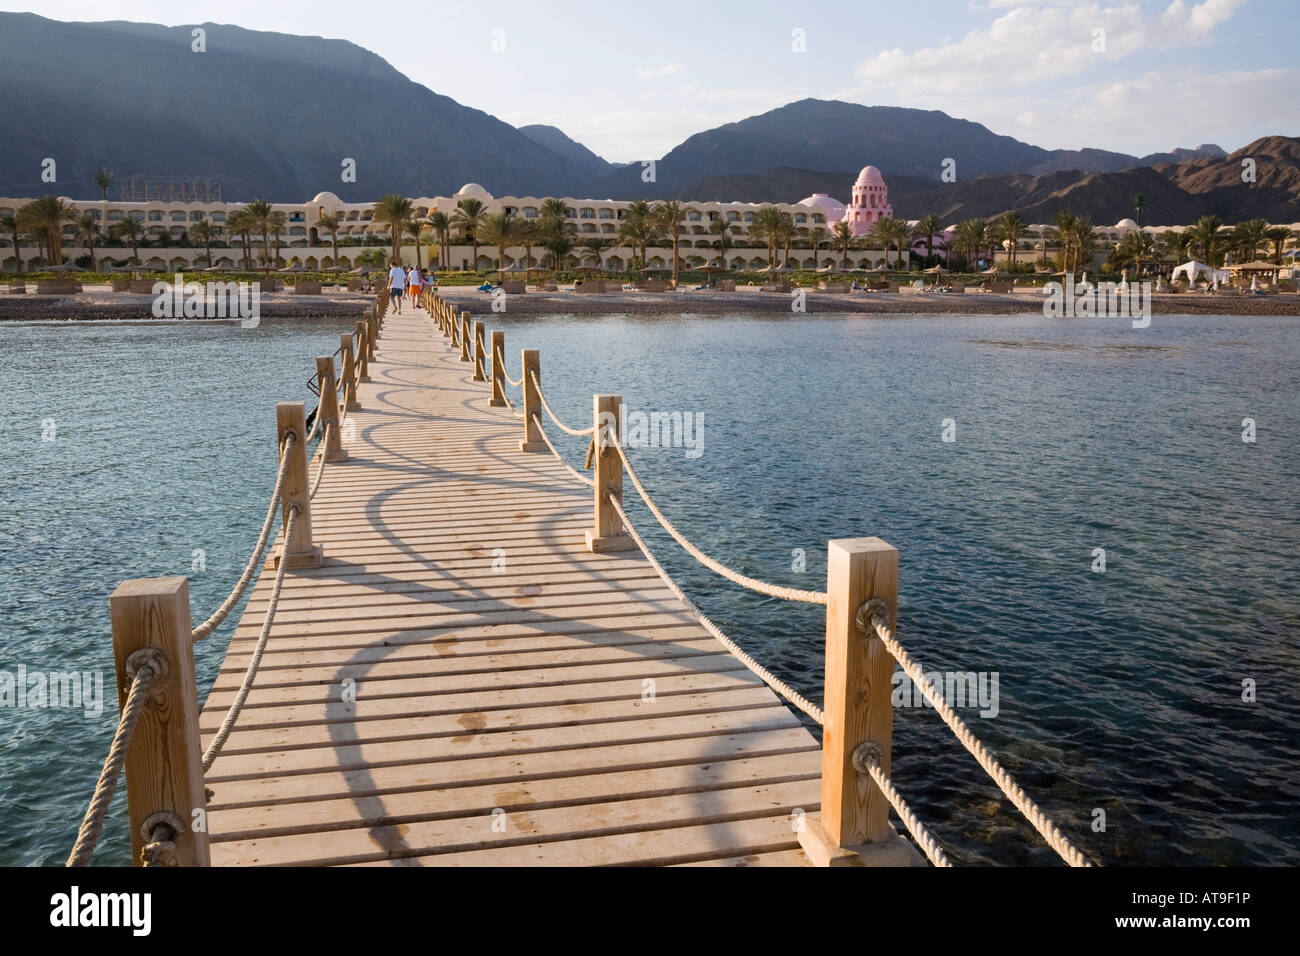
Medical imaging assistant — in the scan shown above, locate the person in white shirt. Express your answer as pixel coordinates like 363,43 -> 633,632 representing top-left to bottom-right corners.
388,261 -> 407,314
408,264 -> 422,309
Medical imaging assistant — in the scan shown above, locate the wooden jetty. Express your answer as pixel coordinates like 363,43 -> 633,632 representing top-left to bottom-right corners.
69,287 -> 1091,869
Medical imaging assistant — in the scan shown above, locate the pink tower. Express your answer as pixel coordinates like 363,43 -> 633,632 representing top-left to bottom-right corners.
842,165 -> 892,236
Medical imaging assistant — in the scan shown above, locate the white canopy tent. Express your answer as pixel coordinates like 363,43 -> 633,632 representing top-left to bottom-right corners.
1171,260 -> 1230,285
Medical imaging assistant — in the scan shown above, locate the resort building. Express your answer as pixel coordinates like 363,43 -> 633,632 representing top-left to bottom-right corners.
2,170 -> 1296,274
0,182 -> 905,274
843,166 -> 892,235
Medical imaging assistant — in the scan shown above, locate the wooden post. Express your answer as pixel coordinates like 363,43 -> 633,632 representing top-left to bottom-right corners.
797,537 -> 917,867
109,577 -> 210,866
316,356 -> 347,463
339,334 -> 360,411
367,310 -> 379,357
274,402 -> 323,568
460,312 -> 472,362
490,330 -> 506,406
376,287 -> 388,321
473,321 -> 486,381
365,307 -> 378,342
520,349 -> 544,452
585,394 -> 634,552
356,320 -> 371,382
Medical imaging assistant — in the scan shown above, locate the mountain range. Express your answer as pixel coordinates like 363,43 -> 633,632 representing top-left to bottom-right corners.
1,13 -> 1295,226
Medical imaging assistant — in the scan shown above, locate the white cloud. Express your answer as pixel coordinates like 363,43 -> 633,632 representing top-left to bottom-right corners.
855,0 -> 1248,97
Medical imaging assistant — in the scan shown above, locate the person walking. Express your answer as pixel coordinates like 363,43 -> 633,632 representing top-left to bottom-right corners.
407,263 -> 423,309
388,260 -> 407,314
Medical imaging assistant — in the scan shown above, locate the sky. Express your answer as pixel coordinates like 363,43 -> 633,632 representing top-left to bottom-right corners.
6,0 -> 1298,163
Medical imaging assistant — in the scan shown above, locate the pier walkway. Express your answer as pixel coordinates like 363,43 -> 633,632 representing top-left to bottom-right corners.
199,306 -> 820,866
67,289 -> 1093,869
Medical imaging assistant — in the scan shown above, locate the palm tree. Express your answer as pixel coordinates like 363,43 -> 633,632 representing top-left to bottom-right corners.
650,200 -> 686,285
580,236 -> 613,271
373,194 -> 413,265
912,215 -> 944,266
875,217 -> 912,268
750,206 -> 787,268
243,199 -> 275,266
189,216 -> 217,266
427,211 -> 451,269
94,168 -> 115,202
109,215 -> 144,266
1264,225 -> 1293,265
517,219 -> 540,272
998,211 -> 1027,268
317,212 -> 341,270
537,200 -> 576,271
479,211 -> 523,273
1115,230 -> 1156,275
451,197 -> 486,269
1231,218 -> 1269,263
777,211 -> 795,268
617,199 -> 657,271
709,218 -> 732,267
1,211 -> 23,272
955,218 -> 988,271
404,219 -> 427,270
808,225 -> 828,268
268,210 -> 288,266
227,209 -> 255,270
22,195 -> 77,266
1068,216 -> 1097,273
1051,210 -> 1078,273
75,212 -> 100,271
1187,215 -> 1225,265
1158,229 -> 1192,267
830,220 -> 856,269
1132,193 -> 1147,229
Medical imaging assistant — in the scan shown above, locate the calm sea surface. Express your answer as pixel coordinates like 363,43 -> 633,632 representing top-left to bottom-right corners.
2,310 -> 1297,866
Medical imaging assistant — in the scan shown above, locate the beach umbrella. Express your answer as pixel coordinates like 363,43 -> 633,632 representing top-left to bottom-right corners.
873,263 -> 889,272
924,265 -> 949,274
279,263 -> 306,272
47,263 -> 78,272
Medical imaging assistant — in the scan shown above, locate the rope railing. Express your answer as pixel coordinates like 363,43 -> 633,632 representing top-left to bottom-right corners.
529,370 -> 595,436
66,661 -> 159,866
606,491 -> 825,725
309,422 -> 332,499
190,432 -> 295,643
71,326 -> 348,867
534,415 -> 595,487
611,439 -> 828,605
863,602 -> 1093,868
201,504 -> 298,772
859,750 -> 952,867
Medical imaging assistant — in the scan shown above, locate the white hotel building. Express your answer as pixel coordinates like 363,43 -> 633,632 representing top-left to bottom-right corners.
2,167 -> 1253,273
1,176 -> 898,273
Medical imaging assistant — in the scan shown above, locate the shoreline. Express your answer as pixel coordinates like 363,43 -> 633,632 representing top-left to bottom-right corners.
2,286 -> 1299,320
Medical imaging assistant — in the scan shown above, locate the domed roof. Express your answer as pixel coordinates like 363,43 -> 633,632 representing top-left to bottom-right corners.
456,183 -> 492,201
1115,218 -> 1139,231
796,192 -> 847,219
312,191 -> 341,207
855,165 -> 885,186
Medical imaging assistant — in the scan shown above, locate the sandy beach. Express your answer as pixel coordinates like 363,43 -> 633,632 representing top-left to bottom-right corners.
2,283 -> 1298,320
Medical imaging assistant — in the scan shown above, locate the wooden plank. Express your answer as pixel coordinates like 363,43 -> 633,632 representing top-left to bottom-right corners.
213,779 -> 819,866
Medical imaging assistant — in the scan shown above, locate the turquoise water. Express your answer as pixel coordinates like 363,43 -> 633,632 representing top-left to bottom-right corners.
2,311 -> 1297,866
